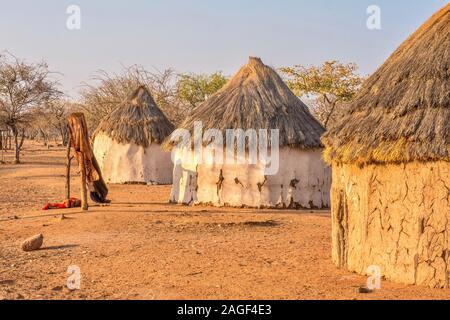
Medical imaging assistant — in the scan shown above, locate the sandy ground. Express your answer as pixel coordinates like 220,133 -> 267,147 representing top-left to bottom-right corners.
1,141 -> 450,300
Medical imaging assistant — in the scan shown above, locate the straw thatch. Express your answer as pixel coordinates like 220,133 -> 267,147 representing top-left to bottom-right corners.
94,86 -> 174,147
322,4 -> 450,165
165,57 -> 325,149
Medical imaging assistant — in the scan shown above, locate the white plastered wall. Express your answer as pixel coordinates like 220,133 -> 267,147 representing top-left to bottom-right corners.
93,133 -> 173,184
170,146 -> 331,208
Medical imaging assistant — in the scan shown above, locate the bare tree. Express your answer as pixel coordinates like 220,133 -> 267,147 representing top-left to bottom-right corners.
30,99 -> 74,146
79,65 -> 184,130
304,97 -> 347,129
29,110 -> 51,146
46,100 -> 73,145
0,53 -> 61,163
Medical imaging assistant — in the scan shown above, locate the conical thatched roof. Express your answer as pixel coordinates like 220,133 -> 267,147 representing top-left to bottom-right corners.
94,86 -> 174,147
165,57 -> 325,149
323,4 -> 450,165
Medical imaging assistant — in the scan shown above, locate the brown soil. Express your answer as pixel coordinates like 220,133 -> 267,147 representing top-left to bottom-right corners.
1,142 -> 450,300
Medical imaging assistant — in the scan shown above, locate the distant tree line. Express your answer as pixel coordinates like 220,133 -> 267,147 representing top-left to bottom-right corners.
0,52 -> 62,163
0,51 -> 364,164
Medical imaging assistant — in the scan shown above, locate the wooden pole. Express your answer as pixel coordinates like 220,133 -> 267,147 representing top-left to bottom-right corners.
65,136 -> 72,202
1,132 -> 3,164
80,152 -> 88,211
0,132 -> 3,163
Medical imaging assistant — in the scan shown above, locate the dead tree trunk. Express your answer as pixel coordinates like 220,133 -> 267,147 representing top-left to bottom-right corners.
19,129 -> 25,150
13,129 -> 20,164
10,126 -> 25,164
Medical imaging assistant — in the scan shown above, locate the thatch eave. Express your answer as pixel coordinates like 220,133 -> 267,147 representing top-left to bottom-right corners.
323,4 -> 450,165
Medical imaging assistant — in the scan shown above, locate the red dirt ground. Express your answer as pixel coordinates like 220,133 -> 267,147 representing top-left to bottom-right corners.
1,141 -> 450,300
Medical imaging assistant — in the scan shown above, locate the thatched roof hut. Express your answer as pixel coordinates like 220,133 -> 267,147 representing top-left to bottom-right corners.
169,57 -> 331,208
323,4 -> 450,288
95,85 -> 174,147
93,86 -> 175,184
167,56 -> 325,149
323,4 -> 449,165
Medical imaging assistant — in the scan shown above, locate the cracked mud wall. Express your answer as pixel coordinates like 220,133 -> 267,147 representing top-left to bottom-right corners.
170,147 -> 331,208
331,161 -> 450,288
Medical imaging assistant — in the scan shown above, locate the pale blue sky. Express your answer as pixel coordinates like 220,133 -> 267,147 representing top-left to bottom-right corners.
0,0 -> 448,97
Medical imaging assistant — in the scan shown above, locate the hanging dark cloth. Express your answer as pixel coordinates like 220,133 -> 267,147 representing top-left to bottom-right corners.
67,113 -> 109,203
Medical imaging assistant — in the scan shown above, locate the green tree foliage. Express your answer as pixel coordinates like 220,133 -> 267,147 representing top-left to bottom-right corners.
176,72 -> 227,108
280,61 -> 365,128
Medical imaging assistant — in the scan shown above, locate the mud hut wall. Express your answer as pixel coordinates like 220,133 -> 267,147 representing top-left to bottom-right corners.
331,161 -> 450,288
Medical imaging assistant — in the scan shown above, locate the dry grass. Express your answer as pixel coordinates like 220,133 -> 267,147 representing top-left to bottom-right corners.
164,57 -> 325,150
94,86 -> 174,147
323,4 -> 450,165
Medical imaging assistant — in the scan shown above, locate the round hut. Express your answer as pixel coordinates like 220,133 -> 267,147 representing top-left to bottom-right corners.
93,85 -> 175,184
167,57 -> 331,208
322,4 -> 450,288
